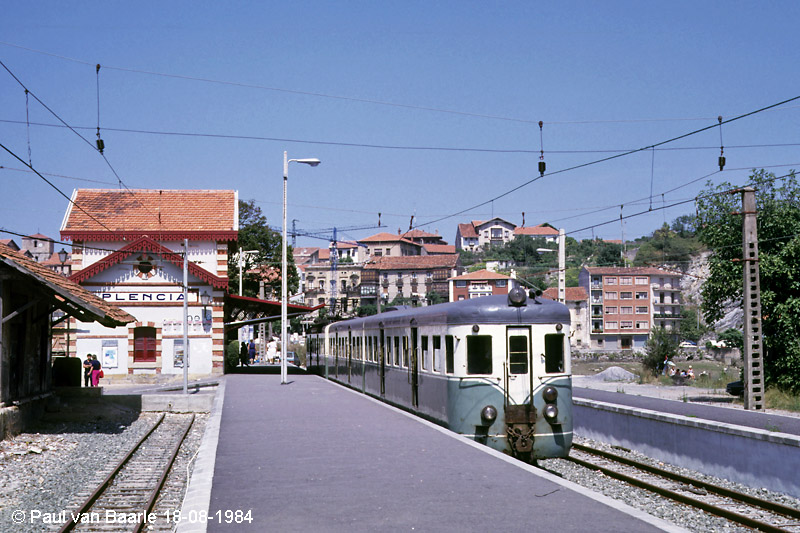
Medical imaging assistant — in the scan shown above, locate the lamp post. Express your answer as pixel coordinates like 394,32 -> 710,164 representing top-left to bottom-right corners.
282,151 -> 320,384
536,228 -> 566,303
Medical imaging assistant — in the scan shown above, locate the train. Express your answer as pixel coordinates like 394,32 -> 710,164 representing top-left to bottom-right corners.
306,287 -> 573,461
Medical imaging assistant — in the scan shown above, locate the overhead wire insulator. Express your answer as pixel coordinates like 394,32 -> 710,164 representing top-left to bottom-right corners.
538,120 -> 546,177
96,64 -> 105,154
717,115 -> 725,171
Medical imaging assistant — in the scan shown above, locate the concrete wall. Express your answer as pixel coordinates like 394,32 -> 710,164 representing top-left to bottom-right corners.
574,398 -> 800,498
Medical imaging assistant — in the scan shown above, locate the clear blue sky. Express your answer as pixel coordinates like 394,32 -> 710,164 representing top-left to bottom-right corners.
2,1 -> 799,249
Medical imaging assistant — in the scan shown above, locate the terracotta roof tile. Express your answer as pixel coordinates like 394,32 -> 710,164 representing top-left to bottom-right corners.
423,244 -> 456,254
515,224 -> 559,236
0,243 -> 134,327
363,254 -> 459,270
61,189 -> 237,241
583,266 -> 680,277
457,223 -> 478,238
450,269 -> 510,281
543,287 -> 589,302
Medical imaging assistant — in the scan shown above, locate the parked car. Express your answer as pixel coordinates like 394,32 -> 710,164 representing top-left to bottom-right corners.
726,380 -> 744,396
679,341 -> 697,349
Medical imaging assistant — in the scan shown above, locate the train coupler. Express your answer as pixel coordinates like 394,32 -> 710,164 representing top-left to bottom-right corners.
507,424 -> 535,454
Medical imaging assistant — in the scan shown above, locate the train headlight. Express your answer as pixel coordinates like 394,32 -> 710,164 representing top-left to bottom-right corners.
481,405 -> 498,425
543,404 -> 558,421
507,287 -> 527,307
542,386 -> 558,403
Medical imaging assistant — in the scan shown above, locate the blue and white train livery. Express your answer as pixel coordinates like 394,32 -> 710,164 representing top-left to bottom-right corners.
306,288 -> 572,460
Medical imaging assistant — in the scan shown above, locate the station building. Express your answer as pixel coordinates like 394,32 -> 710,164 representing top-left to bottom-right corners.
62,189 -> 237,377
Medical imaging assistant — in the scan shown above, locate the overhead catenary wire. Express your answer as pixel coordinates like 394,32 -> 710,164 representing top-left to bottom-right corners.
416,95 -> 800,232
3,40 -> 800,127
4,118 -> 800,156
0,141 -> 116,233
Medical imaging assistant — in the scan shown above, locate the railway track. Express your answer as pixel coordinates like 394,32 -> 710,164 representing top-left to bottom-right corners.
566,442 -> 800,532
57,413 -> 195,533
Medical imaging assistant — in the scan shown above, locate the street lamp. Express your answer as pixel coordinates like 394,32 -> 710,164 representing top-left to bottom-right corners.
283,151 -> 320,384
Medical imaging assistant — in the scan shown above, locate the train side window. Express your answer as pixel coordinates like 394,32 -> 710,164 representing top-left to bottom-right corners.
421,336 -> 429,371
432,335 -> 441,372
467,335 -> 492,375
445,335 -> 454,374
402,336 -> 409,367
394,337 -> 400,366
544,334 -> 565,374
508,335 -> 528,374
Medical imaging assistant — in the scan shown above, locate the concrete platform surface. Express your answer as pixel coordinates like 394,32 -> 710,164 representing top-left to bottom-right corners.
204,375 -> 682,532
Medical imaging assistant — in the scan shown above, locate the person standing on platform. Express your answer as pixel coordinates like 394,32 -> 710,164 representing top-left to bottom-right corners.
83,354 -> 93,387
90,354 -> 102,387
240,341 -> 249,367
248,339 -> 256,365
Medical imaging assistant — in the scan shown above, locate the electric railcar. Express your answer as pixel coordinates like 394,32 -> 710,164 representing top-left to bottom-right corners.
306,288 -> 572,460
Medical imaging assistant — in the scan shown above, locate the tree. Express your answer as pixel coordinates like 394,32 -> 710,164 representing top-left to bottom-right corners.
228,200 -> 299,298
678,306 -> 707,343
696,169 -> 800,393
642,327 -> 679,377
718,328 -> 744,351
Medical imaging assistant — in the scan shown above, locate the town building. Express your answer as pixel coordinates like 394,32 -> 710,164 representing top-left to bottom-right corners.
514,224 -> 559,243
455,218 -> 516,251
456,220 -> 559,252
62,189 -> 237,376
579,267 -> 683,351
21,233 -> 54,262
542,286 -> 590,349
361,254 -> 460,307
448,269 -> 516,301
359,232 -> 423,258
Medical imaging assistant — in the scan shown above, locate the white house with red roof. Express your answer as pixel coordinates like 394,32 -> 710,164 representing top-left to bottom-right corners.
514,223 -> 559,243
448,269 -> 517,301
61,189 -> 238,376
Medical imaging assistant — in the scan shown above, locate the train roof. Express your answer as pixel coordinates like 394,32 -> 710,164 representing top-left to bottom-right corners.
328,294 -> 570,332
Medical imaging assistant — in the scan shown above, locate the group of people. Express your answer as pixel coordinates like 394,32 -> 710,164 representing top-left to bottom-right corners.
83,354 -> 103,387
239,339 -> 256,367
662,356 -> 694,379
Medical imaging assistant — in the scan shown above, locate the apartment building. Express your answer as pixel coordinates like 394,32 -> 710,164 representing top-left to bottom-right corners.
542,286 -> 590,349
579,267 -> 682,351
362,254 -> 460,307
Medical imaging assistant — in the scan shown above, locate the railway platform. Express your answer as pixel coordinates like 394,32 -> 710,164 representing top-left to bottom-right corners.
573,381 -> 800,498
179,374 -> 681,532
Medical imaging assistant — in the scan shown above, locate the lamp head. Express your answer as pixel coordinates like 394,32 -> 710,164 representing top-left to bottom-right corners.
293,158 -> 321,167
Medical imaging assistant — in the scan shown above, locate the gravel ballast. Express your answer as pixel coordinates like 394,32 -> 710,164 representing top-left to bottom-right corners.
0,405 -> 207,533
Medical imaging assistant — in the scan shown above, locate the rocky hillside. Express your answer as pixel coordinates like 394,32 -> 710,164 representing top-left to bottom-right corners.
680,250 -> 742,333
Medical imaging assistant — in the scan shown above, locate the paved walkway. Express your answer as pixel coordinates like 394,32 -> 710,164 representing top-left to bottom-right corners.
574,376 -> 800,436
192,374 -> 681,532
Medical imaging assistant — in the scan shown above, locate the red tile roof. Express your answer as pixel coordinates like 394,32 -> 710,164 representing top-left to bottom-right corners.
450,269 -> 510,281
457,223 -> 478,238
359,232 -> 418,245
0,243 -> 134,327
363,254 -> 459,270
583,266 -> 680,277
515,224 -> 559,237
61,189 -> 238,242
543,287 -> 589,302
423,244 -> 456,254
405,229 -> 440,239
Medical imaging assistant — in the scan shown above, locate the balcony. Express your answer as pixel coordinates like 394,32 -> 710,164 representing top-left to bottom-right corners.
654,313 -> 682,319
